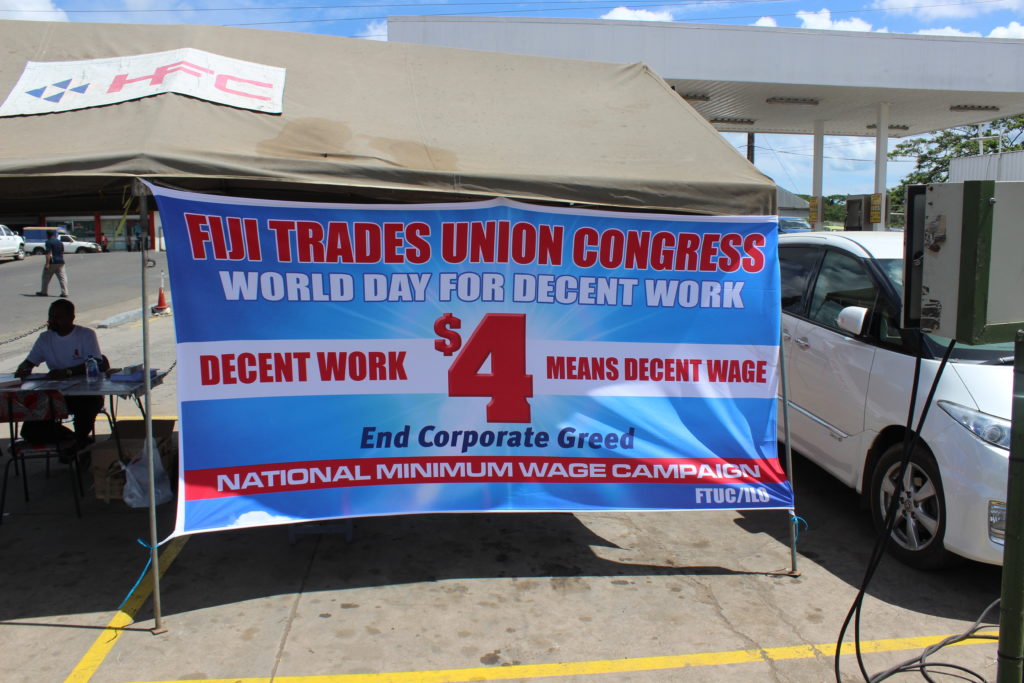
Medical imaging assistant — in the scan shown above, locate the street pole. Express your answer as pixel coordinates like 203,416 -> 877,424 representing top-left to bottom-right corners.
996,330 -> 1024,681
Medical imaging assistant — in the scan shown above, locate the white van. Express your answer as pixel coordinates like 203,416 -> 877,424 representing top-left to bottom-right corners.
22,227 -> 100,255
779,231 -> 1012,568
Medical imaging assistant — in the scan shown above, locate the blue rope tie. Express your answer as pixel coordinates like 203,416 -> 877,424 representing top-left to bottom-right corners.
791,515 -> 809,541
117,538 -> 156,611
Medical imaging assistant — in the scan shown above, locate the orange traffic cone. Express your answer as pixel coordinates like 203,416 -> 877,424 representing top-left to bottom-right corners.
151,271 -> 171,315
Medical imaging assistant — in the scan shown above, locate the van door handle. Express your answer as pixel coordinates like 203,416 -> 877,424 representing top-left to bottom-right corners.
783,331 -> 792,341
794,337 -> 809,348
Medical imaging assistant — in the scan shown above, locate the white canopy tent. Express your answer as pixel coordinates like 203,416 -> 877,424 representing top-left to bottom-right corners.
0,19 -> 775,217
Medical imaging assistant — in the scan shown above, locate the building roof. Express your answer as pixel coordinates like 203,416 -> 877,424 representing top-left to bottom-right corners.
950,151 -> 1024,181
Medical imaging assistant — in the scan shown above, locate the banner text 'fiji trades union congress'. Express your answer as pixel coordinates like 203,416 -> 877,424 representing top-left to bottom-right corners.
148,184 -> 793,535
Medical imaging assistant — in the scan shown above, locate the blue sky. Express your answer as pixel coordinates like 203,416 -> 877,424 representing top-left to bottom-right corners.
3,0 -> 1020,196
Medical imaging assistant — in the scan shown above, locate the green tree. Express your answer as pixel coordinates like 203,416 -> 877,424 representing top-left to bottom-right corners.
888,115 -> 1024,210
822,194 -> 847,224
797,193 -> 847,224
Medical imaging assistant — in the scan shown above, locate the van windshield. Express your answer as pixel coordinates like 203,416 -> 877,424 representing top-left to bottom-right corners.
878,258 -> 1014,363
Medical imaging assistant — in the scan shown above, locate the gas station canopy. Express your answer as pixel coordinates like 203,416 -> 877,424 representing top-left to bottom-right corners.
388,17 -> 1024,138
389,17 -> 1024,226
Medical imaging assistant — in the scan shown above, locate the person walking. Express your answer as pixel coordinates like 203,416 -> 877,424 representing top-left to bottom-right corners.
37,229 -> 69,297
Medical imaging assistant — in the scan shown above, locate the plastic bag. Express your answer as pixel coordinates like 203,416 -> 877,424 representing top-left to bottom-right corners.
122,444 -> 174,508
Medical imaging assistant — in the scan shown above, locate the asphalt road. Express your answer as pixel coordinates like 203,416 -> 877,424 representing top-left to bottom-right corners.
0,249 -> 169,341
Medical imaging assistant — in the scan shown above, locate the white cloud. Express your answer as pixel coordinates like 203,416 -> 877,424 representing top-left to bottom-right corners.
720,132 -> 915,195
872,0 -> 1021,21
916,26 -> 982,36
0,0 -> 68,21
600,7 -> 676,22
143,1 -> 205,26
358,19 -> 387,41
990,21 -> 1024,37
753,16 -> 778,27
796,8 -> 874,31
121,0 -> 170,9
821,136 -> 880,172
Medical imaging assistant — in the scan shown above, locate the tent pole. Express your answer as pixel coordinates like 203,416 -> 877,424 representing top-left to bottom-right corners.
134,179 -> 165,633
779,325 -> 799,576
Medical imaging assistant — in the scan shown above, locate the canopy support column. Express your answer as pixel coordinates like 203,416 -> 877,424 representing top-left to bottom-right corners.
873,102 -> 890,231
812,120 -> 824,228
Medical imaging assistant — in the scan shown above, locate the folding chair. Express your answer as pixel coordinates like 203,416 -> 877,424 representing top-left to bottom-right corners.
1,389 -> 84,523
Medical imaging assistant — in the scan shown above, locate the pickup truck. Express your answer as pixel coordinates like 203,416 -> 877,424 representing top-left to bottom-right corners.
0,224 -> 26,260
22,228 -> 100,255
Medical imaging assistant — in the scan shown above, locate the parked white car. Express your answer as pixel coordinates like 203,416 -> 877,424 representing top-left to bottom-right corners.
0,224 -> 26,261
779,231 -> 1012,568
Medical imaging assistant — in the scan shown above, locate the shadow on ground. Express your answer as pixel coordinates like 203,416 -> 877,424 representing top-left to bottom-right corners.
0,444 -> 1001,628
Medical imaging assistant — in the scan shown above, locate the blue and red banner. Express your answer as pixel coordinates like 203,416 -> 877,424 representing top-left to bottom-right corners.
149,184 -> 792,535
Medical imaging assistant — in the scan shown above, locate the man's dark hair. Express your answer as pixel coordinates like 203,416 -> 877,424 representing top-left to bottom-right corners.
47,229 -> 56,238
49,298 -> 74,316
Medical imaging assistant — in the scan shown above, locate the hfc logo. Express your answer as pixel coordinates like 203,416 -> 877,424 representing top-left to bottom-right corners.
2,49 -> 284,117
26,78 -> 89,103
28,61 -> 274,103
106,60 -> 274,101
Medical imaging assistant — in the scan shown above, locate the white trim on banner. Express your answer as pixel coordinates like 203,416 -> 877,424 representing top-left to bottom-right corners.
176,339 -> 778,402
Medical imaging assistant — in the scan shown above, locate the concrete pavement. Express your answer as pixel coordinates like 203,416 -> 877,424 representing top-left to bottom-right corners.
0,299 -> 1005,682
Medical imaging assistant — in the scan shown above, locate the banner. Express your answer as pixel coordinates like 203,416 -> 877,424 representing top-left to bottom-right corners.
148,185 -> 792,535
0,48 -> 284,117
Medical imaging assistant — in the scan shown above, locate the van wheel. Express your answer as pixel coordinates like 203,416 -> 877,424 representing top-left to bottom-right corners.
870,443 -> 955,569
32,247 -> 44,255
14,245 -> 25,260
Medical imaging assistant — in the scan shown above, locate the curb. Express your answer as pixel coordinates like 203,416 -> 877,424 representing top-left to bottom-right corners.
97,307 -> 172,329
97,308 -> 144,328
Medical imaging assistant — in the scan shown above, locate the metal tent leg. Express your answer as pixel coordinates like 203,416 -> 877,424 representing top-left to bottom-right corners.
779,326 -> 800,577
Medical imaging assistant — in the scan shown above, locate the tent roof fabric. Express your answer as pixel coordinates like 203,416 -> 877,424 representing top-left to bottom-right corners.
0,20 -> 774,215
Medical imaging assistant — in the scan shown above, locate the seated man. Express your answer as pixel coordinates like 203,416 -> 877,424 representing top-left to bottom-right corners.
14,299 -> 109,449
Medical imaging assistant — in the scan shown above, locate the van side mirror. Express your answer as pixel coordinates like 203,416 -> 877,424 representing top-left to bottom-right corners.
837,306 -> 869,336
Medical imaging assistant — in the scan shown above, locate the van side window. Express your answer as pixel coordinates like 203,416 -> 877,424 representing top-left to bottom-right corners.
808,250 -> 878,330
779,246 -> 820,315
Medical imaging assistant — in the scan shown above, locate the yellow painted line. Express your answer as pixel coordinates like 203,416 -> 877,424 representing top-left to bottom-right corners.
121,632 -> 994,683
113,416 -> 179,421
65,535 -> 189,683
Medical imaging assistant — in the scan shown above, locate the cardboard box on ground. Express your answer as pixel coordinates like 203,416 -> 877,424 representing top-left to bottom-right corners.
90,419 -> 178,503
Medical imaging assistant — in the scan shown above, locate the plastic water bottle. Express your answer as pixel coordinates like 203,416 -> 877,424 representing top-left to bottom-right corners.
85,356 -> 99,383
